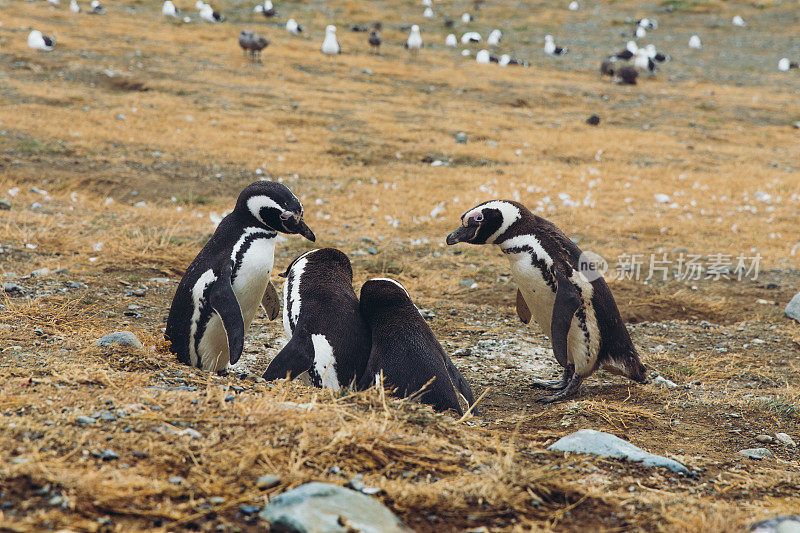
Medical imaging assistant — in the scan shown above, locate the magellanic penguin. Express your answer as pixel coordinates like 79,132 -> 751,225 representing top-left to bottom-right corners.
263,248 -> 371,389
358,278 -> 476,415
165,181 -> 315,374
446,200 -> 648,402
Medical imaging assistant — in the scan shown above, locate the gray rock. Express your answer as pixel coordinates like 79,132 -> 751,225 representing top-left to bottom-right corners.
755,434 -> 774,444
209,496 -> 226,505
96,331 -> 143,349
168,476 -> 185,484
785,292 -> 800,321
547,429 -> 688,473
2,282 -> 23,294
76,416 -> 97,425
738,448 -> 773,460
455,132 -> 468,144
31,268 -> 50,278
653,375 -> 677,388
99,410 -> 117,421
775,433 -> 796,447
256,474 -> 282,489
750,516 -> 800,533
0,198 -> 11,210
96,449 -> 120,461
258,482 -> 411,533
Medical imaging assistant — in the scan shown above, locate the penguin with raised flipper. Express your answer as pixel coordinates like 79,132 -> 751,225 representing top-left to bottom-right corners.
165,181 -> 315,374
446,200 -> 648,402
358,278 -> 476,415
263,248 -> 371,389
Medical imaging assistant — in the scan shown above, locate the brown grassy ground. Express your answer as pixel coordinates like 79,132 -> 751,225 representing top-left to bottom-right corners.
1,0 -> 799,530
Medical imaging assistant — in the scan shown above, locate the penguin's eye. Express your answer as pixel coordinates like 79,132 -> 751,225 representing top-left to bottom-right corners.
474,213 -> 484,222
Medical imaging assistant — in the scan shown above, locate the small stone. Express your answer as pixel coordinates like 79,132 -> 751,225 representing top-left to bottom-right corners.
31,268 -> 50,278
452,348 -> 472,357
116,114 -> 126,120
48,495 -> 63,506
654,193 -> 671,204
209,497 -> 226,505
794,121 -> 800,129
99,449 -> 120,461
418,308 -> 436,320
96,331 -> 143,349
362,69 -> 373,75
755,434 -> 774,443
256,474 -> 282,489
0,198 -> 11,210
784,293 -> 800,322
485,140 -> 499,147
76,416 -> 97,425
775,433 -> 796,447
765,282 -> 779,290
455,132 -> 468,144
99,410 -> 117,421
2,282 -> 23,294
653,376 -> 677,388
169,476 -> 185,484
240,504 -> 261,515
738,448 -> 773,460
586,114 -> 600,125
751,515 -> 800,533
366,246 -> 378,255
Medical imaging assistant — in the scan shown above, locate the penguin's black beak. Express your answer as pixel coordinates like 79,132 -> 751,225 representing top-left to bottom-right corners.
292,218 -> 316,242
446,225 -> 475,245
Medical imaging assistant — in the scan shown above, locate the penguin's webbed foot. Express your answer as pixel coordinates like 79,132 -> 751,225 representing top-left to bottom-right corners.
531,378 -> 569,390
535,374 -> 583,403
216,368 -> 229,377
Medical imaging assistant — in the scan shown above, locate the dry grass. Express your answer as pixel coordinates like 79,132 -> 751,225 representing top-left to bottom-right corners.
1,0 -> 800,530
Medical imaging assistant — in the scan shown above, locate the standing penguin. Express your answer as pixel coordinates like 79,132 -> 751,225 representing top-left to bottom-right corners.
358,278 -> 476,415
446,200 -> 648,402
165,181 -> 315,374
263,248 -> 371,389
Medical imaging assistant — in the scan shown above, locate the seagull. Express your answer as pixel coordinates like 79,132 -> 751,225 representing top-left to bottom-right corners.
568,1 -> 579,10
461,12 -> 472,23
615,65 -> 638,84
689,35 -> 702,49
199,4 -> 224,22
445,34 -> 457,47
406,25 -> 422,52
544,34 -> 568,55
732,15 -> 745,26
499,54 -> 511,66
70,0 -> 80,12
637,18 -> 657,30
645,43 -> 669,63
47,0 -> 59,5
461,31 -> 481,44
259,0 -> 276,17
368,30 -> 381,52
239,30 -> 269,61
422,0 -> 432,6
778,58 -> 798,71
321,25 -> 340,55
487,29 -> 501,46
634,48 -> 656,74
475,49 -> 490,63
286,18 -> 302,34
635,26 -> 646,39
89,0 -> 105,14
27,30 -> 55,51
162,1 -> 177,17
423,7 -> 433,18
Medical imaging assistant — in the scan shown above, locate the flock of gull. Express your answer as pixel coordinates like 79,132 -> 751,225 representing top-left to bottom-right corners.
21,0 -> 800,80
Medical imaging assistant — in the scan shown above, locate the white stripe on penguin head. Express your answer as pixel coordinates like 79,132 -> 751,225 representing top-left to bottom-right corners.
247,195 -> 284,225
465,200 -> 521,244
369,277 -> 410,298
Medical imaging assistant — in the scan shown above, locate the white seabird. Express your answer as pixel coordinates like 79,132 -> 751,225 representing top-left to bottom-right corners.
70,0 -> 80,12
286,18 -> 302,34
544,34 -> 567,55
475,49 -> 490,63
407,25 -> 422,51
199,4 -> 224,22
423,7 -> 433,18
461,31 -> 481,44
732,15 -> 745,26
89,0 -> 105,14
461,12 -> 471,23
321,25 -> 340,55
688,35 -> 702,49
162,1 -> 177,17
445,33 -> 457,47
27,30 -> 55,51
568,1 -> 579,9
487,29 -> 501,47
635,26 -> 646,39
499,54 -> 510,66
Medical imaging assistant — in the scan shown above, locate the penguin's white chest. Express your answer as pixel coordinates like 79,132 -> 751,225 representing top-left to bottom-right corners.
505,247 -> 600,376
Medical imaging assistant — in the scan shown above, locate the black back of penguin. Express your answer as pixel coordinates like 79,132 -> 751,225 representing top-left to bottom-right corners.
358,278 -> 476,415
263,248 -> 371,389
165,181 -> 314,372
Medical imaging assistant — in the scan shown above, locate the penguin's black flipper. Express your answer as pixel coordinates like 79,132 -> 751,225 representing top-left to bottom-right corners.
356,347 -> 380,390
208,269 -> 245,365
263,334 -> 314,381
550,268 -> 580,368
261,280 -> 280,320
